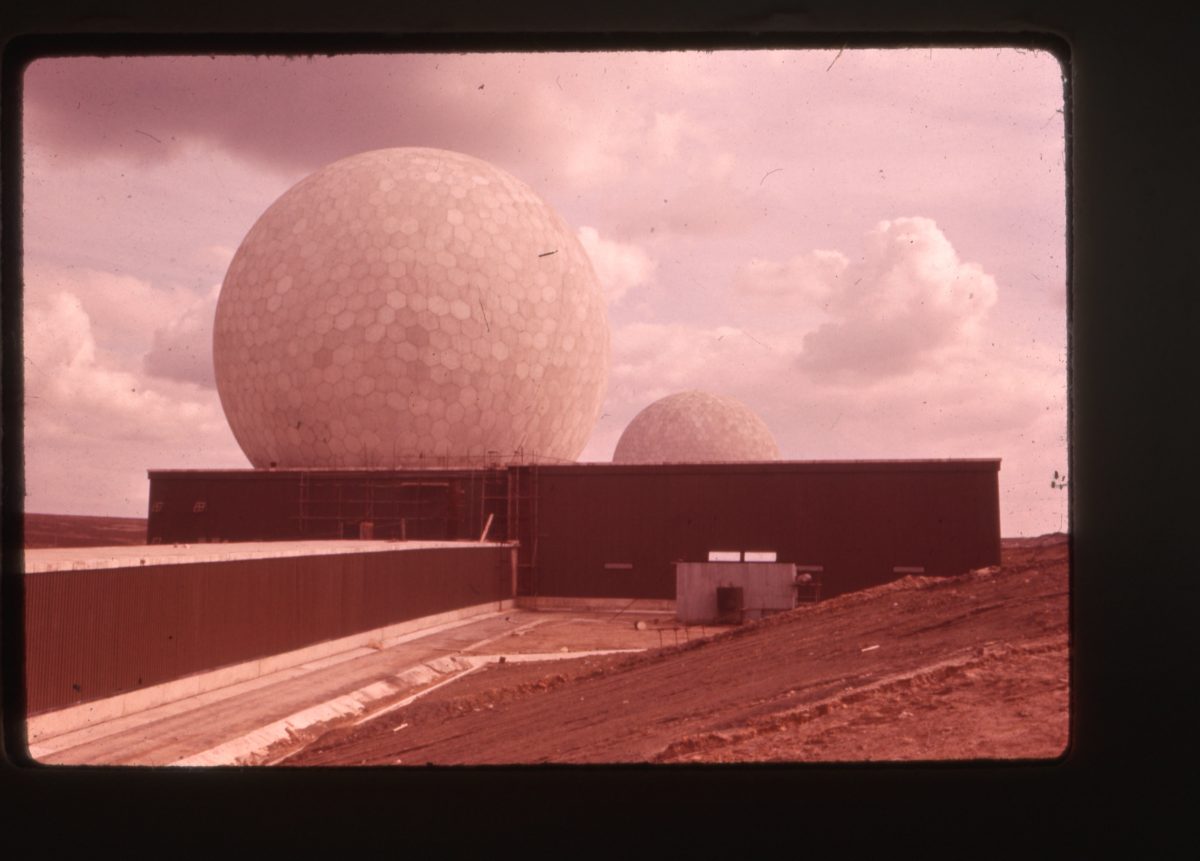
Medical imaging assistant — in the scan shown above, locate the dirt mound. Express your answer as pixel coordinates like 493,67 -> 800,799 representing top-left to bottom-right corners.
285,535 -> 1069,765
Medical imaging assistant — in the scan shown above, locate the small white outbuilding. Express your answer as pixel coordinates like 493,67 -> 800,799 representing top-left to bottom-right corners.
675,554 -> 799,624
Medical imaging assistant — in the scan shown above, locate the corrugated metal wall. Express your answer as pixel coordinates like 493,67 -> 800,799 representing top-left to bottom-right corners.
145,461 -> 1001,602
148,469 -> 504,544
529,462 -> 1001,600
25,544 -> 513,716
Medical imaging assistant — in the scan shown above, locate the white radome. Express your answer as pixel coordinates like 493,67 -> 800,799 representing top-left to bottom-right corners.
612,391 -> 780,464
213,148 -> 610,468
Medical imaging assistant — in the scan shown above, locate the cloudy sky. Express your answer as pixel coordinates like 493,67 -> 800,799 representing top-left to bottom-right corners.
21,49 -> 1067,535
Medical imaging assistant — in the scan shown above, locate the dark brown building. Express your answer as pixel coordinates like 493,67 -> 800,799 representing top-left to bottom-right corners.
148,459 -> 1002,601
24,541 -> 514,715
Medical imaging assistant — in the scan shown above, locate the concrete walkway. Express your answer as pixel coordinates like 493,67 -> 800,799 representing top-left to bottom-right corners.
27,608 -> 659,767
30,610 -> 537,766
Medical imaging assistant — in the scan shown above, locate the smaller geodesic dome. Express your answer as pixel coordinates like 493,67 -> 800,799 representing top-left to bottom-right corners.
612,390 -> 780,464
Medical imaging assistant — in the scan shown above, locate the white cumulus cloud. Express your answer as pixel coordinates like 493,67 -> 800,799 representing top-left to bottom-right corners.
577,226 -> 657,305
735,248 -> 850,304
799,217 -> 998,380
23,288 -> 244,515
143,282 -> 220,387
737,217 -> 998,381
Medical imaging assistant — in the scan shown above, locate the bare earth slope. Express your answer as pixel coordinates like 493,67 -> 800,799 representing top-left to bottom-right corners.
288,535 -> 1068,765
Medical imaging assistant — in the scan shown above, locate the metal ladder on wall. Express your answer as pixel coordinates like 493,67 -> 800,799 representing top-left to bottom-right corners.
507,463 -> 539,596
480,466 -> 510,542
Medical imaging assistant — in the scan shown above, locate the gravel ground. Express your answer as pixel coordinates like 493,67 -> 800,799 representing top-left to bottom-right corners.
285,535 -> 1069,765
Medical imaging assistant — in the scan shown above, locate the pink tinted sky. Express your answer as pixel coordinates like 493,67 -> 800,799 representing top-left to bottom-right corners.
21,49 -> 1067,535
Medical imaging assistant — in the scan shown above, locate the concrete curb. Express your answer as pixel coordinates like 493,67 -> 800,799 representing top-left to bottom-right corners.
515,596 -> 675,613
170,647 -> 646,767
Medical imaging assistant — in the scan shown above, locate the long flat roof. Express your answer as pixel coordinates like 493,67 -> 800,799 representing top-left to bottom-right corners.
149,458 -> 1001,479
24,539 -> 508,573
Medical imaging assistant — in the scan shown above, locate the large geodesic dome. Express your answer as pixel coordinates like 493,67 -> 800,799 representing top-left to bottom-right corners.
213,148 -> 609,468
612,391 -> 780,464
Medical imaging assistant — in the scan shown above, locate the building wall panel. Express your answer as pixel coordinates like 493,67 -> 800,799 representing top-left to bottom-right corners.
148,469 -> 499,544
530,462 -> 1001,600
25,544 -> 513,716
144,461 -> 1001,603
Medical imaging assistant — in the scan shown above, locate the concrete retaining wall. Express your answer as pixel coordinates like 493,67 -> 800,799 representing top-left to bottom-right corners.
24,541 -> 516,715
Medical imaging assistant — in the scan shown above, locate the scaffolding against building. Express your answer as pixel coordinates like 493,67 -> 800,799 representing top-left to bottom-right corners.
480,465 -> 510,543
281,450 -> 550,592
507,463 -> 539,595
294,471 -> 458,540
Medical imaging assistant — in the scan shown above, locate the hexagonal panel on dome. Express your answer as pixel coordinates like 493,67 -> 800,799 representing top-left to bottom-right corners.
612,390 -> 780,464
213,148 -> 610,469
